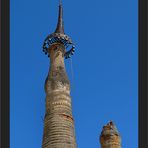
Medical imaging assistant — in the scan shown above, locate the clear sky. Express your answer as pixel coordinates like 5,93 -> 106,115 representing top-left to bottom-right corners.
10,0 -> 138,148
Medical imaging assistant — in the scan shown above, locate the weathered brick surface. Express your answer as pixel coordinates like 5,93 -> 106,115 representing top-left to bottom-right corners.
42,44 -> 77,148
100,121 -> 121,148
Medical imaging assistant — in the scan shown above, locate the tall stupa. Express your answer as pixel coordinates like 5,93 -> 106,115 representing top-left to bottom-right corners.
42,0 -> 77,147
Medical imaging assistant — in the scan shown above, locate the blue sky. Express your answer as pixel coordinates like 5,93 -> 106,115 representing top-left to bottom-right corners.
10,0 -> 138,147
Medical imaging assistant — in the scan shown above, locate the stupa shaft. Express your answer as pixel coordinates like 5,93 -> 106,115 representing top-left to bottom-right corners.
42,43 -> 77,148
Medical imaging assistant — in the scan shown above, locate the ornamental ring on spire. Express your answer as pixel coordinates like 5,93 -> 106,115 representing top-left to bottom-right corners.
42,33 -> 75,59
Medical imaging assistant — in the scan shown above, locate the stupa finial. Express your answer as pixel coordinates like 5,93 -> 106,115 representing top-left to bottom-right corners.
55,0 -> 64,34
59,0 -> 62,5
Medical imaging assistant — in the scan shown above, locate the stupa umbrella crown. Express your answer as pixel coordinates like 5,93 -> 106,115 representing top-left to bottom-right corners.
42,0 -> 75,59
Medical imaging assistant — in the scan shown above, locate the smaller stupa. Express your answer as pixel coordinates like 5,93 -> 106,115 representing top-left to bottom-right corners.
100,121 -> 121,148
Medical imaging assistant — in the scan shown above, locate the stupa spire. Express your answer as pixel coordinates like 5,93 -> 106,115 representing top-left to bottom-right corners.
55,0 -> 64,34
59,0 -> 62,5
43,0 -> 75,59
